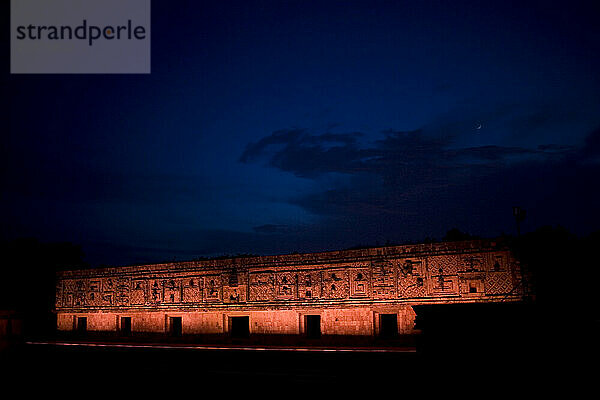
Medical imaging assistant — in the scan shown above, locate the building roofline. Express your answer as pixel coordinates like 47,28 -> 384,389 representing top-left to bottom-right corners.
57,238 -> 510,278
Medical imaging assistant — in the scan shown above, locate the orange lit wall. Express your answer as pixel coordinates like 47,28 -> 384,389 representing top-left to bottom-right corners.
55,239 -> 524,336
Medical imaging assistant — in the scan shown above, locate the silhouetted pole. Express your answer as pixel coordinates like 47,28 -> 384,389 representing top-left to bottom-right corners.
512,206 -> 526,237
512,206 -> 531,302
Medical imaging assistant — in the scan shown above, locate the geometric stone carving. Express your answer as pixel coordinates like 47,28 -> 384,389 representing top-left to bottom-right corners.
372,261 -> 397,299
276,272 -> 297,300
298,271 -> 321,300
249,272 -> 275,301
203,275 -> 221,302
350,268 -> 370,298
430,268 -> 459,295
322,269 -> 349,299
55,241 -> 524,315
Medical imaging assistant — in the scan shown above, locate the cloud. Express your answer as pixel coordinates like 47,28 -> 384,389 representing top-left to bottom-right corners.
241,127 -> 571,185
253,224 -> 290,234
240,129 -> 369,178
241,125 -> 600,241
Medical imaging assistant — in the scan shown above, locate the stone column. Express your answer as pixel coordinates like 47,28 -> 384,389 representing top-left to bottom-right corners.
398,305 -> 417,334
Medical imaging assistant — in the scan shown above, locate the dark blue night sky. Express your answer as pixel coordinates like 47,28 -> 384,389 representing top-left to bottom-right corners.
3,1 -> 600,266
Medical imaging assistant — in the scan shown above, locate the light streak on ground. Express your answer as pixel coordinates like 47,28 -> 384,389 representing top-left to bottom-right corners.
25,341 -> 417,353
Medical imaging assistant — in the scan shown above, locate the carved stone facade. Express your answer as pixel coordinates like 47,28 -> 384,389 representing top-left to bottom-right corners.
55,239 -> 524,336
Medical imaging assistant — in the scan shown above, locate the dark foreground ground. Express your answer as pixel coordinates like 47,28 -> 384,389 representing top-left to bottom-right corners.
4,341 -> 418,383
2,303 -> 592,394
0,336 -> 558,396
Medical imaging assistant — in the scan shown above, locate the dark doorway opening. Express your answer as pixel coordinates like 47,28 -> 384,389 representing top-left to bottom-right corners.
230,316 -> 250,338
77,317 -> 87,334
121,317 -> 132,336
305,315 -> 321,338
169,317 -> 182,337
379,314 -> 398,338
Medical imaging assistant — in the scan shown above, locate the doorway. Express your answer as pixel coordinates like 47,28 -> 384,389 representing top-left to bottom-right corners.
230,316 -> 250,338
305,315 -> 321,338
121,317 -> 132,336
169,317 -> 182,337
379,314 -> 398,338
77,317 -> 87,334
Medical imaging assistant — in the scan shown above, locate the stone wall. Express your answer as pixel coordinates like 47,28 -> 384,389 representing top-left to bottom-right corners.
55,239 -> 524,336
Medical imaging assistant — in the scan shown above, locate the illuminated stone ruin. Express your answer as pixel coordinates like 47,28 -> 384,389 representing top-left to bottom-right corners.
55,239 -> 524,337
